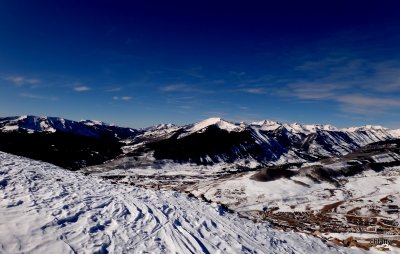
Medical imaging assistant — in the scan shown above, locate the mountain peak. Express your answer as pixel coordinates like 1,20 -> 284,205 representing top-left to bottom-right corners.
251,119 -> 279,126
198,117 -> 224,125
188,117 -> 243,133
250,119 -> 281,131
144,123 -> 177,131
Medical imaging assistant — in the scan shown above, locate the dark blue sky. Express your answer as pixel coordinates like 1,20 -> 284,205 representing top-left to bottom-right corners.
1,1 -> 400,128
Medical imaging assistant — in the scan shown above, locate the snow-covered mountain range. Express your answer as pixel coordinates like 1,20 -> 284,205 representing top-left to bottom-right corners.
124,117 -> 400,168
1,115 -> 400,170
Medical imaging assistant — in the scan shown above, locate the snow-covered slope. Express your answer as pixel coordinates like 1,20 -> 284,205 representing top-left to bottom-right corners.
0,152 -> 354,254
390,129 -> 400,138
0,115 -> 57,133
0,115 -> 138,140
189,139 -> 400,211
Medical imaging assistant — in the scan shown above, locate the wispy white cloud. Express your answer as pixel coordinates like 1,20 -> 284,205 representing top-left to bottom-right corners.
19,92 -> 58,101
274,54 -> 400,115
3,75 -> 40,86
279,83 -> 339,100
290,56 -> 400,94
160,84 -> 214,94
280,81 -> 400,115
336,95 -> 400,114
160,84 -> 194,92
366,62 -> 400,92
337,95 -> 400,107
113,96 -> 132,101
239,87 -> 267,95
73,85 -> 91,92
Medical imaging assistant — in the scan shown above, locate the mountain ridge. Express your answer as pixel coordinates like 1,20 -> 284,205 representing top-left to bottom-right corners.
2,115 -> 399,137
1,115 -> 400,170
0,115 -> 139,140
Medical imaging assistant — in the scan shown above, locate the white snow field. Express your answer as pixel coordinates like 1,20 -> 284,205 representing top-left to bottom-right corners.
0,152 -> 362,254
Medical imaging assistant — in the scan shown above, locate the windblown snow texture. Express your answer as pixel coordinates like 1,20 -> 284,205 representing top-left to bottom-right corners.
0,152 -> 352,254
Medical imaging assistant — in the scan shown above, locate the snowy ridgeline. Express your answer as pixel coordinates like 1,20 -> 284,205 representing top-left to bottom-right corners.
2,115 -> 400,171
0,152 -> 355,254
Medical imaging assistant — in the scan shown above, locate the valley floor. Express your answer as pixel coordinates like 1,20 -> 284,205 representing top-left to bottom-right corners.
0,152 -> 358,254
